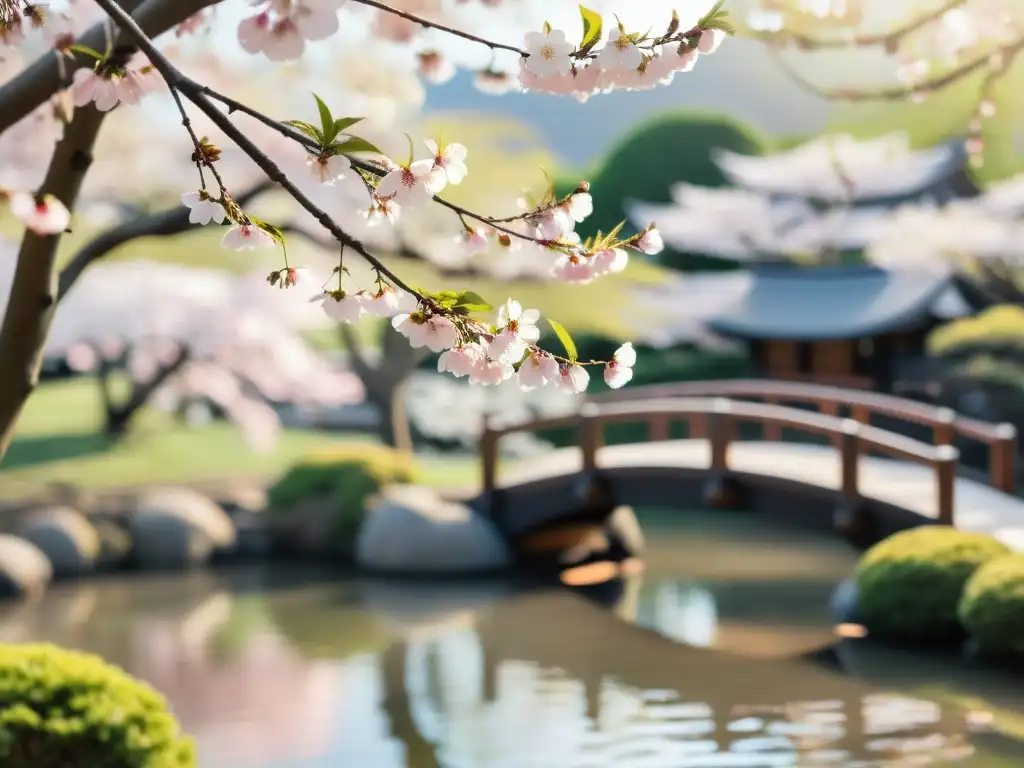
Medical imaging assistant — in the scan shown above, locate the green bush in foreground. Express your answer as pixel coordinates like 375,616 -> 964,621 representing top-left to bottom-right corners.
267,445 -> 419,546
855,526 -> 1010,642
959,553 -> 1024,655
0,643 -> 194,768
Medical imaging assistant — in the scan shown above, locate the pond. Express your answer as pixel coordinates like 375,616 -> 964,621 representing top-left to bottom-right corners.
2,508 -> 1024,767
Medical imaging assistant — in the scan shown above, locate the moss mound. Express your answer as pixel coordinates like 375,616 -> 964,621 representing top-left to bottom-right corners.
959,553 -> 1024,655
854,526 -> 1010,642
267,446 -> 419,551
0,643 -> 195,768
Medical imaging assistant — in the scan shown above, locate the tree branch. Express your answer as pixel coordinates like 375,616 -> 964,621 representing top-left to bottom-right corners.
0,0 -> 220,136
57,178 -> 274,300
746,0 -> 970,51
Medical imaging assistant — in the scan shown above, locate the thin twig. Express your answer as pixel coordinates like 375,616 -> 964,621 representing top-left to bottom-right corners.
347,0 -> 527,56
92,0 -> 423,299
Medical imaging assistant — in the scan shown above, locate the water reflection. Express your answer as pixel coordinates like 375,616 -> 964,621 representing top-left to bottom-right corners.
1,509 -> 1022,767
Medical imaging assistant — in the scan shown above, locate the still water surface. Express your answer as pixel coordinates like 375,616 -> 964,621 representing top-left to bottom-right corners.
3,509 -> 1024,767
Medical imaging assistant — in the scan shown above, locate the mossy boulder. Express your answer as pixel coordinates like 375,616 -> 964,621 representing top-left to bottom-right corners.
854,526 -> 1010,642
0,643 -> 195,767
959,553 -> 1024,655
267,445 -> 419,558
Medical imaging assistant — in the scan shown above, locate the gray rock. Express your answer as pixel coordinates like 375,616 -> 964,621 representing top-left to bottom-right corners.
356,485 -> 512,574
19,506 -> 100,578
0,535 -> 52,600
129,487 -> 237,571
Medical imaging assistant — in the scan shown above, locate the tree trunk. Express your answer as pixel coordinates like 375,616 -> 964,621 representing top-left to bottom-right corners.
339,323 -> 427,452
0,108 -> 106,463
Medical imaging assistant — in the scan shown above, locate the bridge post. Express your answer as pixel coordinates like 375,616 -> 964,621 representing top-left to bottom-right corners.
935,445 -> 958,526
932,407 -> 956,446
701,399 -> 748,511
580,403 -> 602,473
834,419 -> 878,549
990,423 -> 1017,494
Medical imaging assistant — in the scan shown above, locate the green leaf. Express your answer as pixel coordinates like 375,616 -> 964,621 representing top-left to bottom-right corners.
578,5 -> 603,52
284,120 -> 325,145
313,93 -> 335,144
548,319 -> 577,361
454,290 -> 492,313
697,0 -> 727,27
338,136 -> 383,155
334,117 -> 364,134
68,44 -> 104,61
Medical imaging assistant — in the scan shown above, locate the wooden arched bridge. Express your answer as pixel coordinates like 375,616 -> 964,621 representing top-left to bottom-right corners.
474,380 -> 1024,549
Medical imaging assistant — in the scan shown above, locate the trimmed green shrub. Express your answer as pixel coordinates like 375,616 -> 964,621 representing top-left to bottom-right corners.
959,553 -> 1024,655
267,445 -> 419,546
0,643 -> 195,768
854,527 -> 1010,642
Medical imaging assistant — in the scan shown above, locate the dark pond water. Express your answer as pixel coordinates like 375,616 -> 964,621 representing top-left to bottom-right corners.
3,508 -> 1024,767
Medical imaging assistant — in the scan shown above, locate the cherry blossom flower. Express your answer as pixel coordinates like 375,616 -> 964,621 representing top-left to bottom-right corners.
438,344 -> 483,378
307,151 -> 350,185
552,252 -> 595,283
281,266 -> 312,288
593,247 -> 629,275
489,298 -> 540,361
392,312 -> 458,351
237,12 -> 272,54
598,28 -> 643,72
635,225 -> 664,255
603,342 -> 636,389
376,159 -> 445,206
698,28 -> 726,55
470,355 -> 514,385
558,363 -> 590,394
517,351 -> 559,390
181,191 -> 226,225
313,290 -> 364,322
71,68 -> 120,112
8,192 -> 70,235
417,51 -> 456,85
362,196 -> 401,227
0,13 -> 24,47
522,28 -> 574,77
426,139 -> 468,185
458,227 -> 489,254
222,224 -> 276,250
474,67 -> 517,95
362,284 -> 417,317
566,192 -> 593,223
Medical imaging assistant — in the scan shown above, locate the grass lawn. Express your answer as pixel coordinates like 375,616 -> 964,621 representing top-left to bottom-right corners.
0,378 -> 490,501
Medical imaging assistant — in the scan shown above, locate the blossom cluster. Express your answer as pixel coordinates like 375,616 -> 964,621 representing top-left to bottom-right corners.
238,0 -> 351,62
518,24 -> 725,101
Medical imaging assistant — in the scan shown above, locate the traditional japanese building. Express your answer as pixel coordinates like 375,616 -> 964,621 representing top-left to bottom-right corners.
706,264 -> 974,391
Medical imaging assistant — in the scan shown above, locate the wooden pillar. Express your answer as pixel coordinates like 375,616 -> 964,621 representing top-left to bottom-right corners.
689,413 -> 708,439
762,397 -> 782,441
579,403 -> 603,474
820,400 -> 841,449
708,399 -> 731,474
648,413 -> 671,442
839,420 -> 860,510
480,422 -> 499,495
932,407 -> 956,446
990,423 -> 1017,494
935,445 -> 958,526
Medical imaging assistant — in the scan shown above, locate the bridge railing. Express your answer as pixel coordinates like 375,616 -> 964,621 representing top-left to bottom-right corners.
481,397 -> 960,525
589,379 -> 1017,494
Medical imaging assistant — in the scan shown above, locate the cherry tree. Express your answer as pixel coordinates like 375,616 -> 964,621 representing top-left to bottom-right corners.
743,0 -> 1024,168
0,0 -> 736,464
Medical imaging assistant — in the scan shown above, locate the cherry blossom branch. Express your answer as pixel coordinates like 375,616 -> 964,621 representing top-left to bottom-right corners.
91,0 -> 425,300
347,0 -> 528,56
57,178 -> 275,301
176,80 -> 559,245
0,0 -> 219,135
748,0 -> 970,51
769,37 -> 1024,101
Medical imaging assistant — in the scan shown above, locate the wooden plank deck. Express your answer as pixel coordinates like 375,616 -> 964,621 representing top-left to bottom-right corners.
496,439 -> 1024,550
